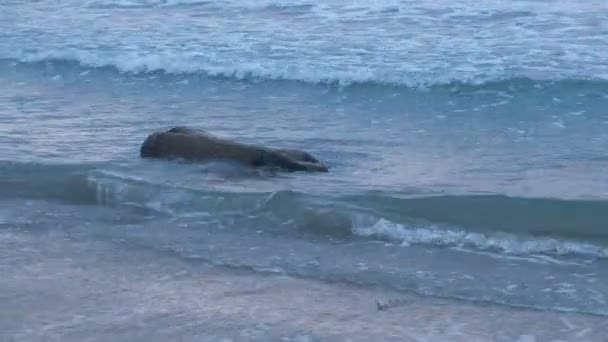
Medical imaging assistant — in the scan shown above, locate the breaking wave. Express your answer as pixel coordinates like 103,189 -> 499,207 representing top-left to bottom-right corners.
6,51 -> 608,90
1,161 -> 607,260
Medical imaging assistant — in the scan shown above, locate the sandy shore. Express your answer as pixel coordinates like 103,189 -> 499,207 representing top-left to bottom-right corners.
1,229 -> 607,342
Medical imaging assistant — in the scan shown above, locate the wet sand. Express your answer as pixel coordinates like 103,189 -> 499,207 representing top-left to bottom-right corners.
1,229 -> 607,342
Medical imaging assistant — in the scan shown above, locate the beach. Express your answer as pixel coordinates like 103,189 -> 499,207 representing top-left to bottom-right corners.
2,1 -> 608,341
2,224 -> 607,342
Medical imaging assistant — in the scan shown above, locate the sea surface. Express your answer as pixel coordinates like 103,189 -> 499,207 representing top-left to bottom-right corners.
1,0 -> 608,340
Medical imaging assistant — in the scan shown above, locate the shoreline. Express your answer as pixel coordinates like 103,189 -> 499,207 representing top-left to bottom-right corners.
2,229 -> 607,341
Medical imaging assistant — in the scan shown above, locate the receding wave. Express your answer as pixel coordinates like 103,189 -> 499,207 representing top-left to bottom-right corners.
6,51 -> 608,90
1,161 -> 607,260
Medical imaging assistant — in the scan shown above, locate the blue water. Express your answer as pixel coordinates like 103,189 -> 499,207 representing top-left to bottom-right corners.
2,0 -> 608,338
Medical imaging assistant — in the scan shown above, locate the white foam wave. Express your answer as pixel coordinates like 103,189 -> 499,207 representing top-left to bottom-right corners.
14,47 -> 608,88
353,218 -> 608,259
9,48 -> 516,87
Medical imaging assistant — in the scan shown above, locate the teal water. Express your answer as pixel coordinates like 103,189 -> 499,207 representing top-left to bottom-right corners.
1,2 -> 608,338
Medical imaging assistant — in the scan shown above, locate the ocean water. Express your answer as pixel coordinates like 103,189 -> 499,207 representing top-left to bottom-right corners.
1,0 -> 608,339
